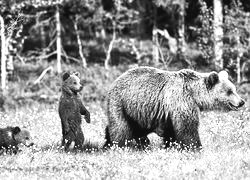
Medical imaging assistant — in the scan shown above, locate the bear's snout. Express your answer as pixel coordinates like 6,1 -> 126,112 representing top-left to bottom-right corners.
238,99 -> 245,108
27,142 -> 34,147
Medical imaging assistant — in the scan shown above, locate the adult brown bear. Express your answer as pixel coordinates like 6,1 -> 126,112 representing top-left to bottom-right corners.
104,67 -> 245,150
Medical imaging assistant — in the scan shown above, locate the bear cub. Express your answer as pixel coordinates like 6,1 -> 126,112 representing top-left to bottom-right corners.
0,126 -> 33,154
59,71 -> 91,151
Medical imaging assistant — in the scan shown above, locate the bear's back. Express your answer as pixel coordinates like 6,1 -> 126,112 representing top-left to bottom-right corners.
108,67 -> 178,97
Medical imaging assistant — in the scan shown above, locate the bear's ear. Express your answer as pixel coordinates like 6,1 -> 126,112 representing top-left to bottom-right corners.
218,70 -> 228,80
74,71 -> 80,77
12,126 -> 21,135
62,72 -> 70,81
205,72 -> 219,90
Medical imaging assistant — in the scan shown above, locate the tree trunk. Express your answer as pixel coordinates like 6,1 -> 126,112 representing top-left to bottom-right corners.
236,31 -> 242,84
73,16 -> 87,68
236,54 -> 241,84
177,1 -> 186,57
136,0 -> 149,40
105,23 -> 116,70
152,3 -> 159,64
56,6 -> 62,74
41,24 -> 46,49
0,15 -> 7,91
152,27 -> 160,63
213,0 -> 223,70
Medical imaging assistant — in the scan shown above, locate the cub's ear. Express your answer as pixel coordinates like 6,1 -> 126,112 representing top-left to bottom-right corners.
205,72 -> 219,90
13,126 -> 21,135
62,72 -> 70,81
74,71 -> 80,77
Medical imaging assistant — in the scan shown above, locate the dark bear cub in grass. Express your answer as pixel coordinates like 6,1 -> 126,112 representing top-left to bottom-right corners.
0,126 -> 34,154
105,67 -> 245,150
59,71 -> 91,151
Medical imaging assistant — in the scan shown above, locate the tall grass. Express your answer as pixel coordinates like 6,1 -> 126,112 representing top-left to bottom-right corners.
0,65 -> 249,179
0,102 -> 249,179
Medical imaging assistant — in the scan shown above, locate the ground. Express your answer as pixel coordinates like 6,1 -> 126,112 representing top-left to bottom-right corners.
0,100 -> 249,179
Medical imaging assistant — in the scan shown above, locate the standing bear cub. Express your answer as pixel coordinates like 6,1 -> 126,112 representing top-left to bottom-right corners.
59,71 -> 91,151
105,67 -> 245,150
0,126 -> 34,154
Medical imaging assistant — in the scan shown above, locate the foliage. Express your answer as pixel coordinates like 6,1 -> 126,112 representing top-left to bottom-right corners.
223,0 -> 250,79
192,0 -> 214,64
153,0 -> 183,7
1,64 -> 125,110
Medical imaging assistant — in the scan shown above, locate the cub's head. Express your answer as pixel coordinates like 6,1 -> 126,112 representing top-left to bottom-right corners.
62,71 -> 83,94
11,127 -> 34,147
203,70 -> 245,111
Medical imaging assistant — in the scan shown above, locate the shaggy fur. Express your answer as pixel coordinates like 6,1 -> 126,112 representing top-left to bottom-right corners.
0,126 -> 33,154
59,72 -> 91,151
105,66 -> 245,149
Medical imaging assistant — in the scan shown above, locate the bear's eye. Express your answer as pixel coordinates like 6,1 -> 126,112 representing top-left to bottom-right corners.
227,89 -> 233,96
73,82 -> 77,85
25,137 -> 29,140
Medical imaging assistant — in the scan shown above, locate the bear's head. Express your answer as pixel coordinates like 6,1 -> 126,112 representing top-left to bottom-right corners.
62,71 -> 83,95
201,70 -> 245,111
11,126 -> 34,147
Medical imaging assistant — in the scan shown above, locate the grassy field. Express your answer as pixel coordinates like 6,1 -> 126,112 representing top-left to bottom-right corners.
0,99 -> 249,179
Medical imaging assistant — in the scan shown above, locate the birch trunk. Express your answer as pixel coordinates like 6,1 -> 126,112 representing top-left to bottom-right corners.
41,24 -> 46,49
236,33 -> 242,84
213,0 -> 223,70
105,23 -> 116,70
152,4 -> 159,64
56,6 -> 62,74
73,16 -> 87,68
236,55 -> 241,84
0,16 -> 7,90
177,1 -> 186,57
152,27 -> 159,63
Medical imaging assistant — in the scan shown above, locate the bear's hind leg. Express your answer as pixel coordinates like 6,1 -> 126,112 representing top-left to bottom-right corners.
63,131 -> 76,151
74,129 -> 84,150
108,118 -> 133,147
106,98 -> 135,147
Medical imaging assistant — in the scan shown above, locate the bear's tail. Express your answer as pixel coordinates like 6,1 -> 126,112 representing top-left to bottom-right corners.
103,126 -> 112,149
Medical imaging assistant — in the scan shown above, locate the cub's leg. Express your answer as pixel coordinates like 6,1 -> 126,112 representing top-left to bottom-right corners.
63,130 -> 76,151
74,129 -> 85,150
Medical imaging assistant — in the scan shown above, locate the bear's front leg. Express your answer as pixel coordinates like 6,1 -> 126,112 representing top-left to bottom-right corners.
176,127 -> 202,150
78,99 -> 91,123
171,110 -> 202,150
84,110 -> 91,123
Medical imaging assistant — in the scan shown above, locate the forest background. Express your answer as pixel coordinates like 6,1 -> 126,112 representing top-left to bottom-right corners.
0,1 -> 250,179
0,0 -> 250,108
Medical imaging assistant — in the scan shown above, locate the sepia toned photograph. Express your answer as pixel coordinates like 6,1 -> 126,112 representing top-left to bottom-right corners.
0,0 -> 249,179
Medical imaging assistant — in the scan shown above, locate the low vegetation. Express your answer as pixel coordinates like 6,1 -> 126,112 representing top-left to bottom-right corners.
0,65 -> 249,179
0,100 -> 249,179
